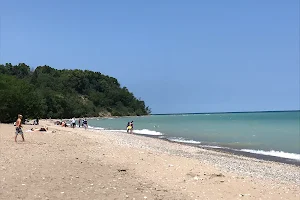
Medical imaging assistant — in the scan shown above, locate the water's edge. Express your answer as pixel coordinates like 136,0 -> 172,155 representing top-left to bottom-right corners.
98,129 -> 300,167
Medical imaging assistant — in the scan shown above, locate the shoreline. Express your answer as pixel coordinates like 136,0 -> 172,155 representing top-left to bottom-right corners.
81,129 -> 300,185
148,135 -> 300,166
88,127 -> 300,166
82,112 -> 300,165
10,118 -> 300,165
35,118 -> 300,166
1,121 -> 299,199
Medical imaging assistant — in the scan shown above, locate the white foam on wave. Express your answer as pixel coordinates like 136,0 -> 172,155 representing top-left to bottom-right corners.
85,125 -> 300,161
168,137 -> 201,144
103,129 -> 163,136
200,145 -> 224,149
240,149 -> 300,161
105,129 -> 127,133
133,129 -> 163,136
88,125 -> 104,130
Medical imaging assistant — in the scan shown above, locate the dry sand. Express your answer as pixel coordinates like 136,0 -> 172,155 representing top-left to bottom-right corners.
0,120 -> 299,200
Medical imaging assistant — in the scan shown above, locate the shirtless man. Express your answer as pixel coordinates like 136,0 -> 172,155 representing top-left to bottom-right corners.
15,114 -> 25,142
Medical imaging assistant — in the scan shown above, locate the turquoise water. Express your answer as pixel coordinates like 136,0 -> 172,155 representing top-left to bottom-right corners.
87,111 -> 300,160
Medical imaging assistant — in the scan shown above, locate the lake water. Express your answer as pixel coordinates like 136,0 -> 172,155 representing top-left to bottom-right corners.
87,111 -> 300,161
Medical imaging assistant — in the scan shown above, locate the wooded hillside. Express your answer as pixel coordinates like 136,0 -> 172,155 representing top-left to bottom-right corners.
0,63 -> 151,122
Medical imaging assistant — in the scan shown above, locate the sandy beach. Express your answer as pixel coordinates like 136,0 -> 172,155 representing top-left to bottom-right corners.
0,120 -> 299,200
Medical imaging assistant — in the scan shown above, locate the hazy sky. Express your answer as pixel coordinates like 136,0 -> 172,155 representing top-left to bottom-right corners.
1,0 -> 299,113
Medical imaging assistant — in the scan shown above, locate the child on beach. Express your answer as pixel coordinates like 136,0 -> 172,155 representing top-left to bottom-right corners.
15,114 -> 24,142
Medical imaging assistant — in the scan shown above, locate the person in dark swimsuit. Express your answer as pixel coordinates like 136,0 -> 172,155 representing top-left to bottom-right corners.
82,119 -> 88,130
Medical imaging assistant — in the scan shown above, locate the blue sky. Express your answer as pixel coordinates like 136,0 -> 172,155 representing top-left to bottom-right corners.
1,0 -> 299,114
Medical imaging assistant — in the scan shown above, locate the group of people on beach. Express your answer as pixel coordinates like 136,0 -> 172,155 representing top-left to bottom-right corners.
14,114 -> 90,142
14,114 -> 134,142
71,118 -> 88,129
54,118 -> 88,129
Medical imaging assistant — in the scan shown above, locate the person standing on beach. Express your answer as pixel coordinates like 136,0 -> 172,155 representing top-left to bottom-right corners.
15,114 -> 25,142
128,121 -> 134,134
71,117 -> 76,128
126,122 -> 131,133
82,118 -> 88,130
126,121 -> 134,134
79,118 -> 81,127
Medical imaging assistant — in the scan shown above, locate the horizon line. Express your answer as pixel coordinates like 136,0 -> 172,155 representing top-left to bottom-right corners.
151,109 -> 300,115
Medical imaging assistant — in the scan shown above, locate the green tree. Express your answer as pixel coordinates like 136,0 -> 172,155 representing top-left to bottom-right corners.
0,63 -> 151,122
0,74 -> 41,122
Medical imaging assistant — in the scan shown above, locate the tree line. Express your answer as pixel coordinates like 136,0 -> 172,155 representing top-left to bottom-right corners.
0,63 -> 151,123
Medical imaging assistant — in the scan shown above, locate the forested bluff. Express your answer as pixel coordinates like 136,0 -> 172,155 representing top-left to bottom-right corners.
0,63 -> 151,123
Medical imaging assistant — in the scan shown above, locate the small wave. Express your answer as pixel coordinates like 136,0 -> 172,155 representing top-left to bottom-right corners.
240,149 -> 300,161
88,125 -> 104,130
134,129 -> 163,136
105,129 -> 127,133
168,137 -> 201,144
104,129 -> 163,136
200,144 -> 224,149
